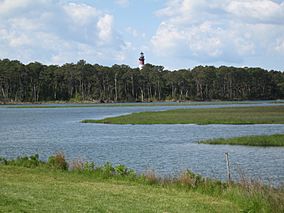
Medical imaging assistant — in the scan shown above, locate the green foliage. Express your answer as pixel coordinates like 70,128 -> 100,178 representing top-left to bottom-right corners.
0,157 -> 7,165
1,58 -> 283,103
94,162 -> 135,178
4,154 -> 42,168
70,160 -> 136,178
114,164 -> 136,177
100,162 -> 115,176
84,161 -> 95,172
69,93 -> 83,102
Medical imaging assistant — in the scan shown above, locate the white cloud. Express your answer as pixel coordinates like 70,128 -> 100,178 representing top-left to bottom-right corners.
151,23 -> 184,54
226,0 -> 284,24
63,3 -> 99,25
9,17 -> 42,31
151,0 -> 284,66
97,14 -> 113,43
275,38 -> 284,53
0,0 -> 36,15
115,0 -> 129,7
125,27 -> 146,38
126,27 -> 138,37
0,1 -> 128,65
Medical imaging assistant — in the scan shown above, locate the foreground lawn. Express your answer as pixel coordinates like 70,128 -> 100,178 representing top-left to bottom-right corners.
0,166 -> 237,213
0,153 -> 283,213
82,106 -> 284,125
200,134 -> 284,146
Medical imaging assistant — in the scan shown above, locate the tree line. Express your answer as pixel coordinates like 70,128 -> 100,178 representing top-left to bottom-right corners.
0,58 -> 283,103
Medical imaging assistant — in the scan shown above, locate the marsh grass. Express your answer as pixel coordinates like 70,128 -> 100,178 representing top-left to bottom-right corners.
143,169 -> 159,184
0,154 -> 283,212
232,167 -> 284,213
83,106 -> 284,125
200,134 -> 284,146
47,152 -> 68,170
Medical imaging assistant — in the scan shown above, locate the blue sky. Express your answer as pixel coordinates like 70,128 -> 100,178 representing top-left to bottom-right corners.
0,0 -> 284,71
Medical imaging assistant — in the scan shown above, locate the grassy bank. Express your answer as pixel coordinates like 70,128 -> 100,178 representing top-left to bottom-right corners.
200,134 -> 284,146
82,105 -> 284,125
0,154 -> 283,212
0,166 -> 236,212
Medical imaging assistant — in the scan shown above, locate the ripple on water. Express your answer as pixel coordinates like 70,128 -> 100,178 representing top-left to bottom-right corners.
0,104 -> 283,185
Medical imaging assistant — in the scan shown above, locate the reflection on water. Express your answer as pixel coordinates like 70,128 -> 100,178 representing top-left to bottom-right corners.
0,103 -> 283,185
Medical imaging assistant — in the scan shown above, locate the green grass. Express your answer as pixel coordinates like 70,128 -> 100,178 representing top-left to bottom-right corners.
0,166 -> 240,213
200,134 -> 284,146
82,105 -> 284,125
1,154 -> 283,212
1,166 -> 283,212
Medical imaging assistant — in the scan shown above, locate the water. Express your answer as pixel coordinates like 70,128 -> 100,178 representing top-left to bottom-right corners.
0,103 -> 283,185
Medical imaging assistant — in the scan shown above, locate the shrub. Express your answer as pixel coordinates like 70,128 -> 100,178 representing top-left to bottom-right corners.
114,164 -> 136,177
0,157 -> 7,165
7,154 -> 41,168
48,153 -> 68,170
178,170 -> 203,188
84,162 -> 95,172
101,162 -> 115,176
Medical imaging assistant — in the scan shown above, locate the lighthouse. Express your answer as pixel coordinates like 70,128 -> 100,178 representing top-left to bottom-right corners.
138,52 -> 145,70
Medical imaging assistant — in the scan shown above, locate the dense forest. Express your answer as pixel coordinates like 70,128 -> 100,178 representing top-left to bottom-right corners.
0,58 -> 283,103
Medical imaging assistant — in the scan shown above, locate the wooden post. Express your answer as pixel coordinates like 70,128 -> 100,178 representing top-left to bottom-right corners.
225,152 -> 231,183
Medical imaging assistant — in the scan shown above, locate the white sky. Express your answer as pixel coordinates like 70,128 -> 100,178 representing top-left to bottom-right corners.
0,0 -> 284,71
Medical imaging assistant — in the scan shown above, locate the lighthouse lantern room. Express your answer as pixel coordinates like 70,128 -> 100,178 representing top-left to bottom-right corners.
138,52 -> 145,70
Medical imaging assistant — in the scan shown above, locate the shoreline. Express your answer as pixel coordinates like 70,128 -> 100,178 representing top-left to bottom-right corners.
1,99 -> 284,105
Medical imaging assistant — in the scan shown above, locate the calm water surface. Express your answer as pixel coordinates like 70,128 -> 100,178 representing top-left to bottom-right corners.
0,103 -> 283,185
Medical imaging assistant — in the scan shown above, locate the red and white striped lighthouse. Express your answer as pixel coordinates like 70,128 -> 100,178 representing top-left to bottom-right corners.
138,52 -> 145,70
